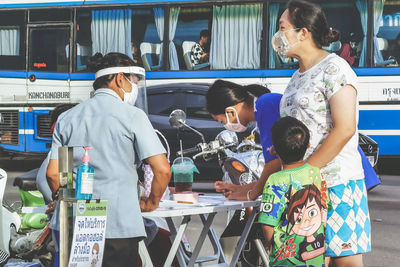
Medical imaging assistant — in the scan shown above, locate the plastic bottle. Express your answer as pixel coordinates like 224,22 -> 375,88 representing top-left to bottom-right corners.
75,147 -> 94,200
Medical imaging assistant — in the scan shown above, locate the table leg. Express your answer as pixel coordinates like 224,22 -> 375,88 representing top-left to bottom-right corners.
187,212 -> 216,266
165,216 -> 190,267
199,214 -> 227,264
138,240 -> 154,267
229,207 -> 258,267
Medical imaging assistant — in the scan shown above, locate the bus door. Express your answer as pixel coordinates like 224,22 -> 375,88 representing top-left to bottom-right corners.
25,24 -> 72,153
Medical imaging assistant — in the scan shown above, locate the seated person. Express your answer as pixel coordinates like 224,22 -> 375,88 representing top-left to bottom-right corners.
131,41 -> 143,67
339,32 -> 360,67
191,29 -> 210,65
387,33 -> 400,65
258,116 -> 329,267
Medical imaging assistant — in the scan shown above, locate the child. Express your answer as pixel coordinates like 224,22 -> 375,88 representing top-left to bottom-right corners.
258,116 -> 329,267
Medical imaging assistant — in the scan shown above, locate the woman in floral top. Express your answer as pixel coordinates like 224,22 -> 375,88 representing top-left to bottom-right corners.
273,1 -> 370,266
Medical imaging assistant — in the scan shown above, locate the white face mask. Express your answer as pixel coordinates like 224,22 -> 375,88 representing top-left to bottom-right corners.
121,77 -> 138,106
271,28 -> 300,58
224,107 -> 247,133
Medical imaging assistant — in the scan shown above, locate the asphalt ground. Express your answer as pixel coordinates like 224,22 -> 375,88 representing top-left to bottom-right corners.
0,159 -> 399,266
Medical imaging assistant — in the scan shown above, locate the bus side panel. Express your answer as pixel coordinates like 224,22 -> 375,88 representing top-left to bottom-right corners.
359,107 -> 400,156
24,109 -> 52,153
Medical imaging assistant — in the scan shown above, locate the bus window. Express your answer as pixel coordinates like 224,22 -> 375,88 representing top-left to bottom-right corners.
210,3 -> 263,70
133,8 -> 163,71
175,7 -> 212,71
321,1 -> 364,67
268,1 -> 363,69
75,10 -> 92,72
29,9 -> 72,23
0,11 -> 25,70
376,2 -> 400,67
75,8 -> 163,72
29,27 -> 70,72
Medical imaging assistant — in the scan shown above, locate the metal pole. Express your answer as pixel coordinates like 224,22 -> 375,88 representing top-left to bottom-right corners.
59,199 -> 69,267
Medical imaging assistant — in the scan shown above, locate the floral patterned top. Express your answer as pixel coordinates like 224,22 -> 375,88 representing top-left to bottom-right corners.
280,54 -> 364,188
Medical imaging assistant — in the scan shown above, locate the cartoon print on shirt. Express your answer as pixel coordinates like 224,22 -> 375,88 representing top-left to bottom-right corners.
314,91 -> 325,102
287,184 -> 327,262
324,62 -> 340,76
317,123 -> 332,135
316,106 -> 328,117
299,97 -> 309,109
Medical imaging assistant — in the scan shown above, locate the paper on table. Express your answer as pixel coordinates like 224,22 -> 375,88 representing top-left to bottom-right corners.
160,196 -> 226,209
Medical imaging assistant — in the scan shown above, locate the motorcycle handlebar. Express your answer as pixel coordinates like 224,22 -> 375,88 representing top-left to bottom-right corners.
176,146 -> 202,157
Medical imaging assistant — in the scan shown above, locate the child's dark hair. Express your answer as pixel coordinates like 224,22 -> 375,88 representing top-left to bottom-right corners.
287,0 -> 340,48
87,52 -> 135,90
271,116 -> 310,164
50,103 -> 77,126
206,80 -> 270,115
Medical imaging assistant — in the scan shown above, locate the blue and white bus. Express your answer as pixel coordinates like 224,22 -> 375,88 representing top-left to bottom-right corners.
0,0 -> 398,165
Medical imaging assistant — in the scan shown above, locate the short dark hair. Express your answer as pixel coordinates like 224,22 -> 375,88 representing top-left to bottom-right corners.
271,116 -> 310,164
287,0 -> 339,48
50,103 -> 77,126
200,29 -> 210,39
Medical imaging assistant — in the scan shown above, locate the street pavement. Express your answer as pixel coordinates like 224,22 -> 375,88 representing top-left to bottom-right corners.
1,160 -> 399,266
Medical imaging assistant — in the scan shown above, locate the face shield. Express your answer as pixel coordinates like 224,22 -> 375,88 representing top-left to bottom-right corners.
95,66 -> 148,113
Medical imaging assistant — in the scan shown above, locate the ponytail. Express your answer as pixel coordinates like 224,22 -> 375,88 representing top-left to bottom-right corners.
206,80 -> 270,115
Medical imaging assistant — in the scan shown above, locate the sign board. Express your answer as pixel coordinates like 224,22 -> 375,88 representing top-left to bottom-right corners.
69,200 -> 107,267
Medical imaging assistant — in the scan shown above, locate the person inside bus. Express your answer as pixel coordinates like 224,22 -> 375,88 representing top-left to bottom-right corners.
46,52 -> 171,267
387,32 -> 400,65
191,29 -> 211,65
131,41 -> 143,67
339,32 -> 360,67
212,1 -> 371,266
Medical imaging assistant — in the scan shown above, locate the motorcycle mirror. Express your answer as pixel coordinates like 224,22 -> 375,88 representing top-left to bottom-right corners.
169,109 -> 187,128
216,130 -> 239,147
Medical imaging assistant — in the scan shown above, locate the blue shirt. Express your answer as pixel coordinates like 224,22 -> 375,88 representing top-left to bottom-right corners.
254,93 -> 282,163
50,88 -> 166,238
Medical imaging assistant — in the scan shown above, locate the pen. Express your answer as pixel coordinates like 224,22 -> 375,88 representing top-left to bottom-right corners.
177,201 -> 194,204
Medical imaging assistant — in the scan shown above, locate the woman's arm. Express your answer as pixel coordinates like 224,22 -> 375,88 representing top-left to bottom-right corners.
307,85 -> 357,168
215,157 -> 281,200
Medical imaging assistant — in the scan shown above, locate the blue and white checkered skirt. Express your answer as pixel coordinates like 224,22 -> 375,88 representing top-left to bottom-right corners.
325,179 -> 371,257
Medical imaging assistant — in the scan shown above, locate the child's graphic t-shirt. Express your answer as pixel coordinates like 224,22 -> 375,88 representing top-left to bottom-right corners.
258,164 -> 329,267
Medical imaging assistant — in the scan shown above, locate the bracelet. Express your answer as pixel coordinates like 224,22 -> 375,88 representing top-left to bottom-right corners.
247,189 -> 253,201
52,189 -> 60,201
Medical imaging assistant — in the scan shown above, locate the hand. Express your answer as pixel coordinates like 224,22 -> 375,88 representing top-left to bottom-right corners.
140,197 -> 160,212
200,53 -> 209,63
46,201 -> 57,214
214,181 -> 248,201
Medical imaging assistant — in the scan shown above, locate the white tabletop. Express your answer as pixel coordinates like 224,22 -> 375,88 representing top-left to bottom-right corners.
142,194 -> 260,217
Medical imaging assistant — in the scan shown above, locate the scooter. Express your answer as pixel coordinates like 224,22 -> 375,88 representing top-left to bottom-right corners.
0,168 -> 53,267
169,109 -> 269,267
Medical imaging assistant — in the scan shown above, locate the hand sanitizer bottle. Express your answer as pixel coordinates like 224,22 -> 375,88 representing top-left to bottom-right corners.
75,147 -> 94,200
